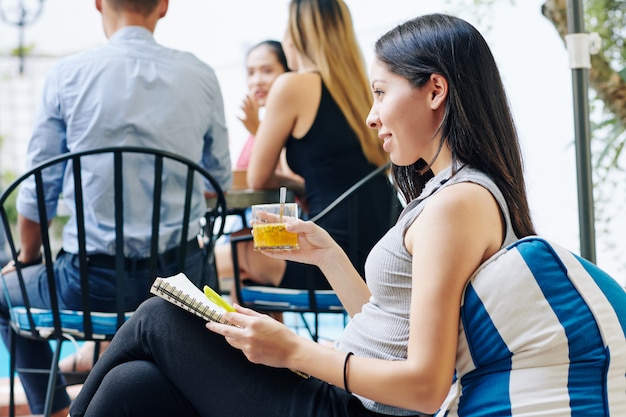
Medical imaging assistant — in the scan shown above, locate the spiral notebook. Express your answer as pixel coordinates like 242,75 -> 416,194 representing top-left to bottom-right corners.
150,273 -> 234,326
150,272 -> 310,379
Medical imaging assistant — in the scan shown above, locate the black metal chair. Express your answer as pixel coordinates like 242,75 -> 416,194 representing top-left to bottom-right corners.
230,162 -> 401,342
0,146 -> 227,417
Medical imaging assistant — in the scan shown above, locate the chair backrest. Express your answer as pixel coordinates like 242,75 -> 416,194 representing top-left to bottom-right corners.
0,146 -> 227,340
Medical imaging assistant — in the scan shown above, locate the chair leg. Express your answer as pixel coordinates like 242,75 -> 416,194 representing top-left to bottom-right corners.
299,312 -> 313,339
9,328 -> 16,417
42,339 -> 63,417
313,313 -> 319,343
93,340 -> 101,364
298,313 -> 318,342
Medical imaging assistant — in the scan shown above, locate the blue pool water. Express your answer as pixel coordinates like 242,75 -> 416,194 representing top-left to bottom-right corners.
0,341 -> 80,378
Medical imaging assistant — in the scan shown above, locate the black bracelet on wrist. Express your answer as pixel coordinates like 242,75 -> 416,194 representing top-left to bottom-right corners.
343,351 -> 354,394
14,250 -> 43,268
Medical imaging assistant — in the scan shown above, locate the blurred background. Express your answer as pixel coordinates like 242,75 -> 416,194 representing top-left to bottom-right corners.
0,0 -> 624,284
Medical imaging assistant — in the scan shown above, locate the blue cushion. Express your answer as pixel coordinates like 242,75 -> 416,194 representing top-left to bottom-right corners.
240,286 -> 343,311
9,306 -> 133,338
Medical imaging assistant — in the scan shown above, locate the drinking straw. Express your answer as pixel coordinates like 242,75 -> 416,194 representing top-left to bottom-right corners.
279,186 -> 286,222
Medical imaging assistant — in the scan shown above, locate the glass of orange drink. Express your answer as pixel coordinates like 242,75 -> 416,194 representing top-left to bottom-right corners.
251,203 -> 299,250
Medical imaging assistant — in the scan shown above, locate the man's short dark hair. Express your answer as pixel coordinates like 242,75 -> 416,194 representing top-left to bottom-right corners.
106,0 -> 160,15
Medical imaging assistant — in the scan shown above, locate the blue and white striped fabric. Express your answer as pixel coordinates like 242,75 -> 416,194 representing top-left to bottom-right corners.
439,236 -> 626,416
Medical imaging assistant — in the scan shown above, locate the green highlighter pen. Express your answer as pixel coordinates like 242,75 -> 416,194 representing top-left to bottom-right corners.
203,285 -> 236,312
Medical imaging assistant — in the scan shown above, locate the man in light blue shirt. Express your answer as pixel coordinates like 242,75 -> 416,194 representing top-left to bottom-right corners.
0,0 -> 231,415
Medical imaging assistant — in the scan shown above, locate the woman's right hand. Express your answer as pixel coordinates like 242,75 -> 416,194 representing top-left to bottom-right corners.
260,218 -> 369,320
259,219 -> 339,267
238,93 -> 260,135
206,303 -> 304,370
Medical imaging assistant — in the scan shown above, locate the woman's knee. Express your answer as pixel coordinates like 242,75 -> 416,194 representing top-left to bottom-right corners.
134,295 -> 166,316
84,361 -> 196,417
114,297 -> 172,339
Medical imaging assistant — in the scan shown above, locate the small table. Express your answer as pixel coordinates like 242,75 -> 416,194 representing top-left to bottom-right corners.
206,188 -> 297,235
204,188 -> 295,293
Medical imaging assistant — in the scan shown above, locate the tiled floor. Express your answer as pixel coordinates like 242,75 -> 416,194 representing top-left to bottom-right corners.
0,378 -> 82,417
0,378 -> 29,417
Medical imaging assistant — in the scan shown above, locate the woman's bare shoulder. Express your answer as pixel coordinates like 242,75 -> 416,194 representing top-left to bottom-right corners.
266,73 -> 322,139
407,182 -> 503,262
270,72 -> 321,98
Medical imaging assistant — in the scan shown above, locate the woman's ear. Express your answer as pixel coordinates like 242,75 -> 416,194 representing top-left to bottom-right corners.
429,74 -> 448,110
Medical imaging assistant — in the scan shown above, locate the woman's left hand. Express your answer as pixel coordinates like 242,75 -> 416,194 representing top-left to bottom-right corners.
205,304 -> 299,368
238,93 -> 261,135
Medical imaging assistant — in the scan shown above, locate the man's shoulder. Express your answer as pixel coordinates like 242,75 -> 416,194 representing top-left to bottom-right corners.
52,42 -> 215,78
56,47 -> 99,63
157,45 -> 216,74
38,49 -> 98,87
51,44 -> 110,71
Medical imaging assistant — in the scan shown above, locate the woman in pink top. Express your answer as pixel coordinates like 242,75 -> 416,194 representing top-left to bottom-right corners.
235,40 -> 291,170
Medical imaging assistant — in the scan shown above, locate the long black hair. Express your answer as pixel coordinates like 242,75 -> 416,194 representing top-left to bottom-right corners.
246,40 -> 290,72
374,13 -> 535,238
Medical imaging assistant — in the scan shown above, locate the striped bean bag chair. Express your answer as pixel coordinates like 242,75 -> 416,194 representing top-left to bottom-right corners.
439,236 -> 626,416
